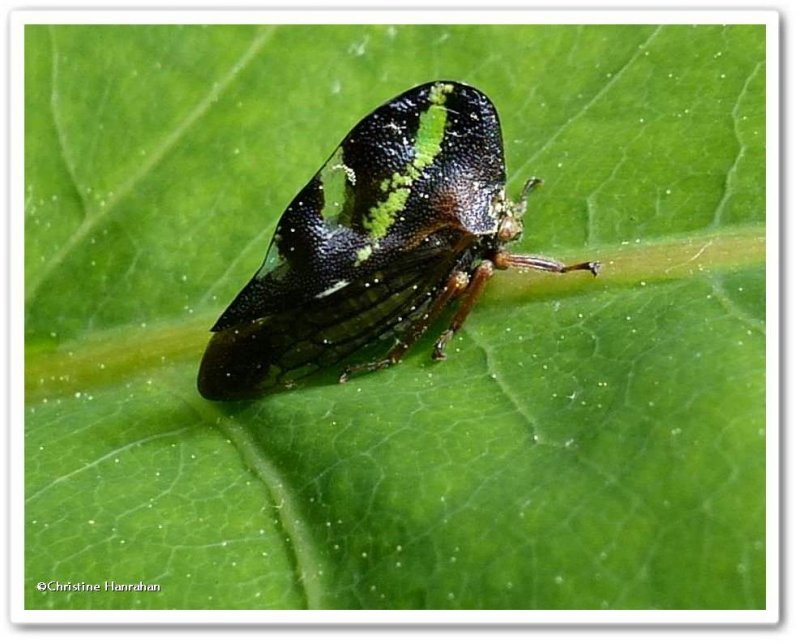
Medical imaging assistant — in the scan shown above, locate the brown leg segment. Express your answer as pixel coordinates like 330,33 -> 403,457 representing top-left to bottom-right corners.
432,259 -> 496,361
339,270 -> 470,383
493,249 -> 600,276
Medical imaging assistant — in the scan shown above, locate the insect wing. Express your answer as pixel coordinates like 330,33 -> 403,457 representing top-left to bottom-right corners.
198,241 -> 466,399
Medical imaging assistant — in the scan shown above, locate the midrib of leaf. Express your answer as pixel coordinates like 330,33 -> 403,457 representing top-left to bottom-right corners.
25,25 -> 276,305
25,224 -> 765,401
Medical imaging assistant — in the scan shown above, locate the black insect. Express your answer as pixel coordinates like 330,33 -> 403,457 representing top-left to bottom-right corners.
198,81 -> 598,400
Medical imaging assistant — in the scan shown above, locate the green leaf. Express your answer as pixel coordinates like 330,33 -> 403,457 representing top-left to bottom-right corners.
25,24 -> 766,610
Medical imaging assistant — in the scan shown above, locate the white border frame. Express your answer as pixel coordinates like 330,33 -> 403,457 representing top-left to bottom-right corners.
8,8 -> 780,625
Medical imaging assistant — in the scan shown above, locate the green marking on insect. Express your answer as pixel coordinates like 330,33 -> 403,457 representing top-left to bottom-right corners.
354,244 -> 373,266
413,85 -> 452,170
364,187 -> 410,239
364,83 -> 454,239
428,81 -> 454,106
320,147 -> 356,222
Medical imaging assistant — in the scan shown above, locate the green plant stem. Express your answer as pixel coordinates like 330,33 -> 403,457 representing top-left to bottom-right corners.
25,225 -> 765,401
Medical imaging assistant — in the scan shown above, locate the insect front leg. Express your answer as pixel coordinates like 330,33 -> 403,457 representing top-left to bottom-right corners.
339,270 -> 471,383
493,249 -> 600,276
432,259 -> 496,361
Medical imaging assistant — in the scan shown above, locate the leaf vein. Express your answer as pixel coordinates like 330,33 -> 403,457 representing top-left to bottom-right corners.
462,327 -> 544,441
712,61 -> 764,227
509,25 -> 664,185
25,428 -> 190,503
27,26 -> 276,305
190,400 -> 325,609
708,275 -> 765,335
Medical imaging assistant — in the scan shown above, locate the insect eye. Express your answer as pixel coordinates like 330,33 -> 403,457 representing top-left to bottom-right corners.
497,216 -> 523,242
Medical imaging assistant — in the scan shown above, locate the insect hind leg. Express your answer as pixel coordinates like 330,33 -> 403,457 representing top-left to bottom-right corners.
432,259 -> 495,361
339,270 -> 470,383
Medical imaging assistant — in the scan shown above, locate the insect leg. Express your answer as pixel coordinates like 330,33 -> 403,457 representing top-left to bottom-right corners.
339,270 -> 471,383
493,249 -> 601,276
432,259 -> 495,361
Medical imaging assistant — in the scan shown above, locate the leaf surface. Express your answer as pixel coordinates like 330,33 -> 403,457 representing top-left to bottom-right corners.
25,24 -> 766,609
